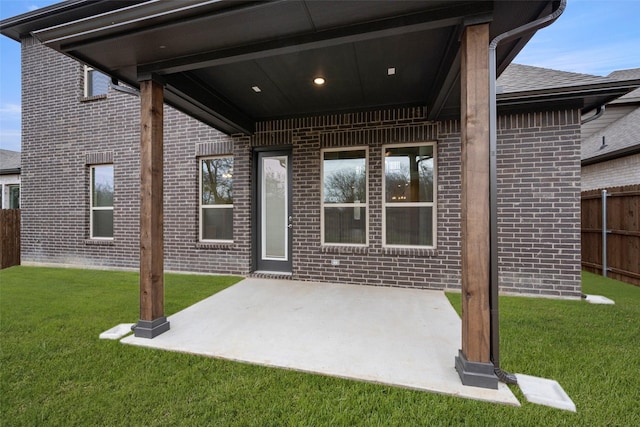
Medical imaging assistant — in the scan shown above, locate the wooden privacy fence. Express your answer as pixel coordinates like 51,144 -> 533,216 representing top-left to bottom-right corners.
0,209 -> 21,269
581,185 -> 640,286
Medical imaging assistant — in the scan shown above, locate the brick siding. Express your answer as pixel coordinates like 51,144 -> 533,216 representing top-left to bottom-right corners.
581,153 -> 640,191
20,37 -> 581,297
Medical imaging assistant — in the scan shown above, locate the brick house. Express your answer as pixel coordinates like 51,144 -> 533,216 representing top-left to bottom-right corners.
581,68 -> 640,191
497,64 -> 640,191
4,0 -> 640,387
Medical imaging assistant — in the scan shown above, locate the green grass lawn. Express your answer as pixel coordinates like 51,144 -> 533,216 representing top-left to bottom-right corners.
1,267 -> 638,426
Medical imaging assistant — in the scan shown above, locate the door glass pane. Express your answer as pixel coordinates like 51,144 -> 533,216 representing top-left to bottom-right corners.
262,156 -> 287,260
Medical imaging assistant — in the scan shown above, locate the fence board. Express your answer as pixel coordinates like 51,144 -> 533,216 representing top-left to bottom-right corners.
0,209 -> 21,269
581,185 -> 640,286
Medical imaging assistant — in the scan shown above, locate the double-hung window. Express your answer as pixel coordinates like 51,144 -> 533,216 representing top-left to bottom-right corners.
90,164 -> 114,239
200,156 -> 233,242
84,65 -> 110,97
383,143 -> 436,247
322,148 -> 368,245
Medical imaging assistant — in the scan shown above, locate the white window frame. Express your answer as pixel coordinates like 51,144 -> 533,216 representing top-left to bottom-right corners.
321,146 -> 369,247
382,142 -> 437,249
84,65 -> 109,97
90,164 -> 114,240
199,156 -> 234,243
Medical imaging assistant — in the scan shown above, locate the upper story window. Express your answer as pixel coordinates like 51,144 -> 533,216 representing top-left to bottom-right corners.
200,156 -> 233,242
383,143 -> 436,248
321,148 -> 368,246
90,164 -> 114,239
84,66 -> 110,97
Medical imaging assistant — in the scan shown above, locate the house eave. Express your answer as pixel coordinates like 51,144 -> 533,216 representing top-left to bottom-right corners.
582,145 -> 640,166
0,168 -> 21,175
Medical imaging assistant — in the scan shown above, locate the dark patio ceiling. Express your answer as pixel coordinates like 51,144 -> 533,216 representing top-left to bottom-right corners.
2,0 -> 557,135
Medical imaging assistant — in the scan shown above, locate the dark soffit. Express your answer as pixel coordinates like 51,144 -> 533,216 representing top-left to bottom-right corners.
2,0 -> 557,135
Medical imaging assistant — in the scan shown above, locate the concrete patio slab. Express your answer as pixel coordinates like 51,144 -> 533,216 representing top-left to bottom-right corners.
121,278 -> 519,405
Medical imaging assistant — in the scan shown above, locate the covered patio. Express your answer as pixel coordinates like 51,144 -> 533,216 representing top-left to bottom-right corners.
121,277 -> 519,405
2,0 -> 566,390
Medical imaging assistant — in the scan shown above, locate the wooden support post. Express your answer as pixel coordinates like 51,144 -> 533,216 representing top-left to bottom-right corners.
134,77 -> 169,338
454,23 -> 498,389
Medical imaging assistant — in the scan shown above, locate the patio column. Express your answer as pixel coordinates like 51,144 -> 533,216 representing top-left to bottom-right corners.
454,23 -> 498,389
134,75 -> 170,338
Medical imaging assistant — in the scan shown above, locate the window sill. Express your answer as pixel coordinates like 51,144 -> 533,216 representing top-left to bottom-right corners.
383,246 -> 438,257
85,239 -> 114,246
196,241 -> 235,250
80,94 -> 107,102
321,245 -> 369,254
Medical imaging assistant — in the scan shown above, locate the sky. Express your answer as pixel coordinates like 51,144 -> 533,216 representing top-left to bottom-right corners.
1,0 -> 639,152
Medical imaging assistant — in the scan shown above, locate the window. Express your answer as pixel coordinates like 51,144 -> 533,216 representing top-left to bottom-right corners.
322,148 -> 368,245
200,156 -> 233,242
90,165 -> 114,239
84,66 -> 110,97
8,185 -> 20,209
383,143 -> 436,247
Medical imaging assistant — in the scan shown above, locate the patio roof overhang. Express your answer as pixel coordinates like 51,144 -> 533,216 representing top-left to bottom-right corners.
1,0 -> 572,391
2,0 -> 559,135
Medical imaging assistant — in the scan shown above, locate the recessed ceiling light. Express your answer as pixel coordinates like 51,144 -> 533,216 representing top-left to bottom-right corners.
387,67 -> 396,76
251,86 -> 262,93
313,77 -> 325,85
159,45 -> 166,49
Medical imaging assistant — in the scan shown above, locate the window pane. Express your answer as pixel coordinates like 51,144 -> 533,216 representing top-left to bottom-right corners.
202,207 -> 233,240
324,206 -> 366,244
202,158 -> 233,205
323,150 -> 366,203
88,69 -> 110,96
9,185 -> 20,209
92,210 -> 113,238
386,206 -> 432,246
385,145 -> 433,203
92,165 -> 113,207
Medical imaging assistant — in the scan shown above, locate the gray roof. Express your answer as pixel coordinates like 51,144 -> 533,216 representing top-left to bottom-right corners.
582,107 -> 640,162
497,63 -> 617,94
582,68 -> 640,162
0,149 -> 21,173
495,63 -> 640,114
608,68 -> 640,103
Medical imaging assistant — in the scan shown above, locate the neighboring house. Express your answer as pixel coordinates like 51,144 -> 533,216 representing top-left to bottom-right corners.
4,0 -> 640,387
0,149 -> 21,209
496,64 -> 640,190
581,68 -> 640,190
